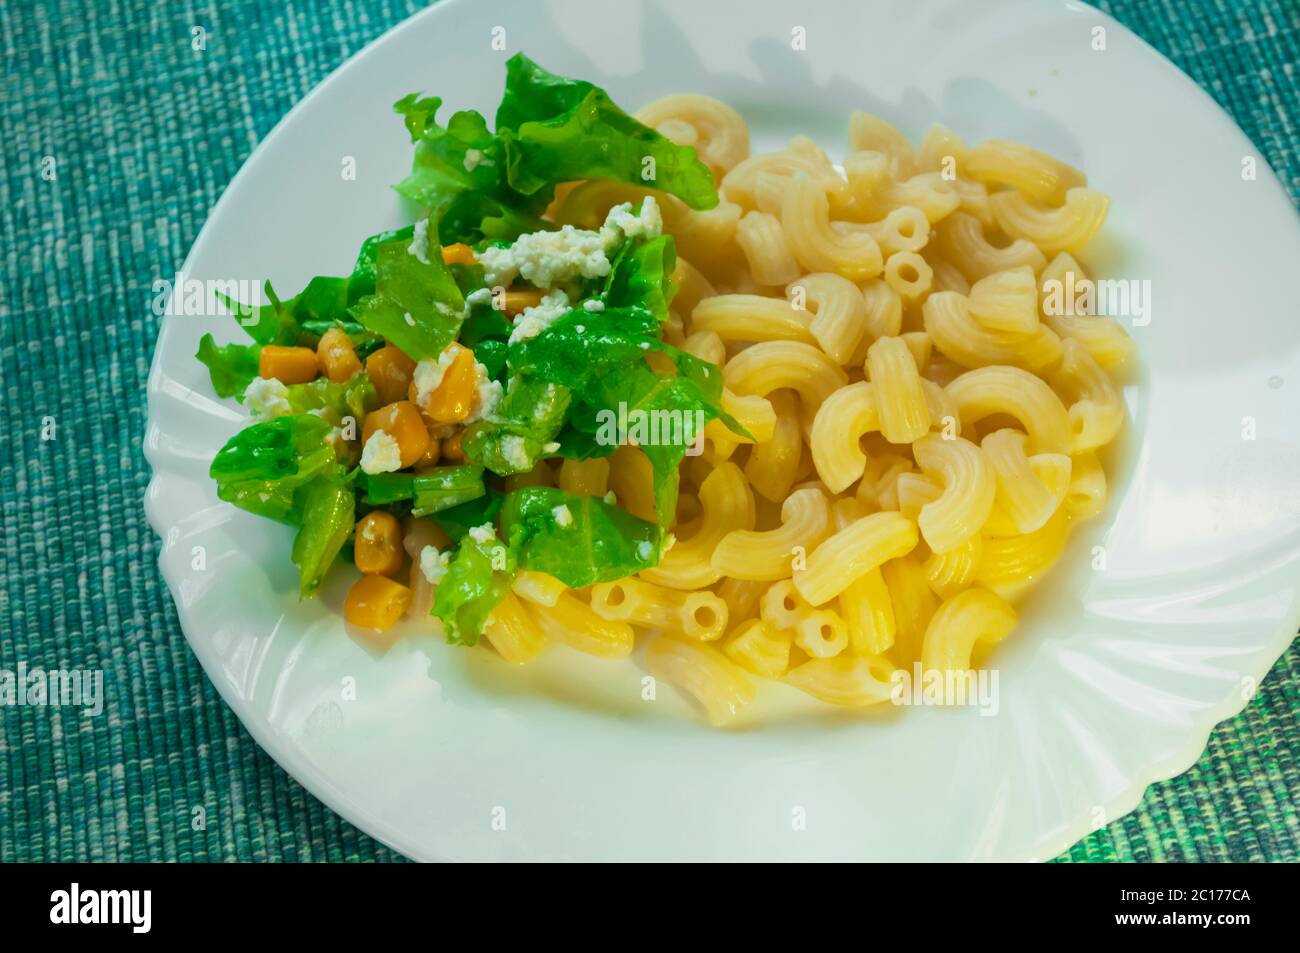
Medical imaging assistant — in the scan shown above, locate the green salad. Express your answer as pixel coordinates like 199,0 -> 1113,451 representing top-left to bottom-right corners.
198,54 -> 746,642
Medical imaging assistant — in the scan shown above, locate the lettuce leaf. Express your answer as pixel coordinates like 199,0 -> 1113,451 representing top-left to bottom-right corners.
360,465 -> 486,514
462,375 -> 571,475
209,415 -> 338,524
495,55 -> 717,211
507,307 -> 741,525
393,54 -> 718,247
604,233 -> 677,322
393,95 -> 552,247
499,487 -> 660,587
432,531 -> 516,645
196,334 -> 261,398
283,374 -> 378,423
291,472 -> 355,597
350,235 -> 465,360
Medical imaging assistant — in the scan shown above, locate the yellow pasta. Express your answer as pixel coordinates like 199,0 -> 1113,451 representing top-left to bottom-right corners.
920,587 -> 1018,674
430,94 -> 1134,726
712,486 -> 832,581
793,511 -> 919,605
784,655 -> 897,707
646,635 -> 755,727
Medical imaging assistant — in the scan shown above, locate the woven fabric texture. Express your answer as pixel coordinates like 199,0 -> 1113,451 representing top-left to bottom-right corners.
0,0 -> 1295,862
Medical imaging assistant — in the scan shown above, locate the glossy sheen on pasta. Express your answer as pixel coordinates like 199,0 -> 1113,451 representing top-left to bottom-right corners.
501,98 -> 1132,726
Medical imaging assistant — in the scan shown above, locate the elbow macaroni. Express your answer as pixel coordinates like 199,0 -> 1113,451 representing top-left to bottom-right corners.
460,95 -> 1132,726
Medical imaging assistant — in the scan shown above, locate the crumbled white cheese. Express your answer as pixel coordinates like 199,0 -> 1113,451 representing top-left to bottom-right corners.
408,218 -> 431,264
464,362 -> 503,424
419,545 -> 451,584
602,197 -> 662,242
508,289 -> 572,344
466,287 -> 493,307
636,540 -> 654,561
467,523 -> 497,545
477,199 -> 663,290
582,298 -> 605,313
412,344 -> 462,405
360,430 -> 402,474
244,376 -> 291,418
403,311 -> 416,326
463,148 -> 483,172
542,441 -> 560,453
574,325 -> 585,334
479,227 -> 612,289
552,504 -> 573,528
500,434 -> 530,470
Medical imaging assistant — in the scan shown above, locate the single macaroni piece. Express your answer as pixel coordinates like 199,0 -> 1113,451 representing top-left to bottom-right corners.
793,510 -> 919,606
936,212 -> 1047,281
922,289 -> 1064,372
810,382 -> 879,493
990,188 -> 1110,256
945,365 -> 1073,454
1038,253 -> 1136,369
967,266 -> 1039,334
511,570 -> 567,607
691,294 -> 816,345
976,507 -> 1071,600
790,272 -> 869,364
590,577 -> 729,641
1051,339 -> 1125,453
866,336 -> 931,443
484,592 -> 548,664
745,390 -> 802,502
723,339 -> 848,411
636,94 -> 751,180
528,592 -> 635,659
736,210 -> 803,286
723,618 -> 794,678
784,655 -> 897,707
920,587 -> 1019,674
643,462 -> 754,590
962,139 -> 1088,206
912,434 -> 996,554
712,485 -> 833,581
981,428 -> 1070,534
646,635 -> 756,727
780,174 -> 885,280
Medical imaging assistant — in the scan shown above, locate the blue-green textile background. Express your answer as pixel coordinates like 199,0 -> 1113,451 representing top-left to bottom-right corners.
0,0 -> 1296,862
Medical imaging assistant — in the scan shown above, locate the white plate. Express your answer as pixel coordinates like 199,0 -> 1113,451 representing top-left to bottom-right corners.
144,0 -> 1300,860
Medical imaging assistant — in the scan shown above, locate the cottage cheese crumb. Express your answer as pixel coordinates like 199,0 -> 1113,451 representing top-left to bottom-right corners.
500,434 -> 530,471
463,149 -> 483,172
465,362 -> 503,424
602,196 -> 662,242
466,287 -> 493,307
636,540 -> 654,560
244,376 -> 291,418
508,289 -> 572,344
360,430 -> 402,474
551,504 -> 573,528
408,218 -> 431,264
419,545 -> 451,584
582,298 -> 605,313
467,523 -> 497,545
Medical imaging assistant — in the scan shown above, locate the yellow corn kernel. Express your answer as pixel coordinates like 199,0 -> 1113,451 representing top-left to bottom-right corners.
316,327 -> 361,383
420,347 -> 478,424
259,345 -> 319,384
364,345 -> 416,405
362,401 -> 430,469
440,243 -> 477,266
355,511 -> 404,577
344,573 -> 411,630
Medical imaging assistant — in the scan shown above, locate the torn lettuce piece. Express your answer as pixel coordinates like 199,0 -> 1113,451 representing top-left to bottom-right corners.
462,376 -> 571,475
284,374 -> 378,424
499,487 -> 660,587
432,488 -> 505,542
291,470 -> 355,597
350,235 -> 466,360
209,415 -> 338,524
393,94 -> 551,247
196,334 -> 261,398
495,54 -> 718,211
216,224 -> 417,347
360,465 -> 486,515
432,528 -> 516,645
603,233 -> 676,323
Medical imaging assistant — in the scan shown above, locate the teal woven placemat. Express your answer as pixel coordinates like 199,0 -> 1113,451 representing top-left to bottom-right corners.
0,0 -> 1295,862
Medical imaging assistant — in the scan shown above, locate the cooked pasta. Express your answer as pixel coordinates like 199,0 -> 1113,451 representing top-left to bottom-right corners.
335,84 -> 1132,727
618,103 -> 1127,723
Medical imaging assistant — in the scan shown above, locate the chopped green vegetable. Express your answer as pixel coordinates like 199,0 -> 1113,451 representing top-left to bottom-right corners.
196,334 -> 261,398
500,487 -> 660,587
433,531 -> 515,645
209,415 -> 338,524
361,465 -> 486,514
291,472 -> 355,596
350,234 -> 466,360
